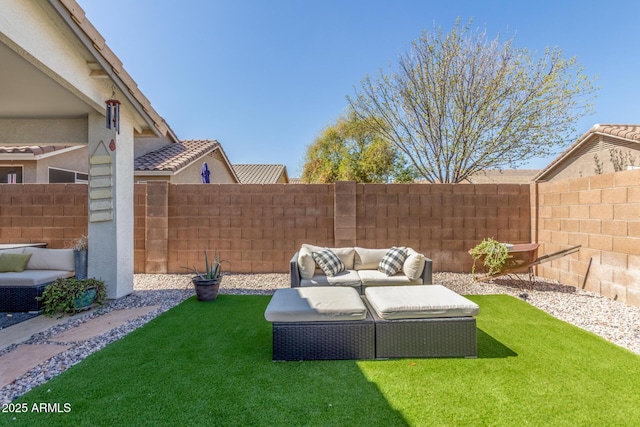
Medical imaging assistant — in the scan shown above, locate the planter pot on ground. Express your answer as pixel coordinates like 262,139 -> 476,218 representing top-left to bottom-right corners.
192,277 -> 221,301
74,287 -> 97,310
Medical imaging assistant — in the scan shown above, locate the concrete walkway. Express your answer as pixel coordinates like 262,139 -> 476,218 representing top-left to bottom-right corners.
0,306 -> 159,389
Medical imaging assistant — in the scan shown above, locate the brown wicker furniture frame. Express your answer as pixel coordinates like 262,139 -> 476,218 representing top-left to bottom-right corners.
271,310 -> 375,361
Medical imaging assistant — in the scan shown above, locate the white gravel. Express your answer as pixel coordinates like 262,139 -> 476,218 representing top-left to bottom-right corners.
1,272 -> 638,405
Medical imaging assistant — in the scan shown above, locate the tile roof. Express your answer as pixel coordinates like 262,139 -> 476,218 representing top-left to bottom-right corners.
232,164 -> 288,184
0,146 -> 72,155
592,124 -> 640,141
134,140 -> 220,172
57,0 -> 178,142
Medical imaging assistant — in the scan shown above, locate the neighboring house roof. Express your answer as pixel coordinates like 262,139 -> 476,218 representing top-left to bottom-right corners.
53,0 -> 178,142
0,145 -> 83,158
232,164 -> 289,184
534,124 -> 640,181
134,139 -> 237,178
464,169 -> 540,184
288,177 -> 303,184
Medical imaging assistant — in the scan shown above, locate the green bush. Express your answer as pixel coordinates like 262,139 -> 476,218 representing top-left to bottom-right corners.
37,277 -> 106,317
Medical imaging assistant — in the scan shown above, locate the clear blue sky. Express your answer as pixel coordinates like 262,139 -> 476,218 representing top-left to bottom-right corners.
78,0 -> 639,177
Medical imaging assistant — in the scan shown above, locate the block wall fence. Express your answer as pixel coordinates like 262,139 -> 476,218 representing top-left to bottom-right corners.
1,170 -> 639,307
535,169 -> 640,306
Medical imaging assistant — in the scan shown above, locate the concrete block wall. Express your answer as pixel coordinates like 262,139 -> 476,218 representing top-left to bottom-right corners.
0,184 -> 87,248
536,169 -> 640,306
163,183 -> 334,273
354,183 -> 531,272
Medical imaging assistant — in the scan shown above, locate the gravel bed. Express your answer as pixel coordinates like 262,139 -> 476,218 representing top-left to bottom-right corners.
1,272 -> 638,404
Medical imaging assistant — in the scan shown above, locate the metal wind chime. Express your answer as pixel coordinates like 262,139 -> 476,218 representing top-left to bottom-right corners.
105,90 -> 120,134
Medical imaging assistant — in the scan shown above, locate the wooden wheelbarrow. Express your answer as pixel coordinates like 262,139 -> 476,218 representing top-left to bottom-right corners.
472,243 -> 581,283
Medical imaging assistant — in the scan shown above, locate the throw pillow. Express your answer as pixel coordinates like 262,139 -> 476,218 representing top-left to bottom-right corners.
378,247 -> 407,276
0,253 -> 33,272
312,248 -> 345,277
403,248 -> 426,280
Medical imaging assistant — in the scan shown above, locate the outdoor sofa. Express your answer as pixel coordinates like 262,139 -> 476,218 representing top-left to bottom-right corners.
290,244 -> 433,294
0,247 -> 75,312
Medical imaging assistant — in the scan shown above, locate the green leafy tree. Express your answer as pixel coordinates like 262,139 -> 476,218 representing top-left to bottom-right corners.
301,113 -> 417,183
348,19 -> 598,183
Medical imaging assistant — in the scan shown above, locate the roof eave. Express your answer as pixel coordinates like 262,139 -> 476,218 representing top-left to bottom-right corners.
49,0 -> 179,142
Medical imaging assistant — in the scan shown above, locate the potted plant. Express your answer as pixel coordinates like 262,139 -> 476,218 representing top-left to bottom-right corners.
68,235 -> 88,280
37,277 -> 106,318
469,238 -> 510,277
184,251 -> 225,301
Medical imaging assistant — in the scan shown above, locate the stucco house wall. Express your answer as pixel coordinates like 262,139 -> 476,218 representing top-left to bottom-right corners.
542,135 -> 640,181
536,125 -> 640,182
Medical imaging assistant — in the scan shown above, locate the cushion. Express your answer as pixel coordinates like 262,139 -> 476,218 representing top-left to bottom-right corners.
365,285 -> 480,320
358,270 -> 423,287
297,244 -> 321,280
312,248 -> 345,277
354,247 -> 389,270
378,247 -> 407,276
0,270 -> 75,287
0,253 -> 33,272
300,269 -> 361,289
264,287 -> 367,322
298,245 -> 356,278
403,248 -> 426,280
328,247 -> 356,270
23,247 -> 75,271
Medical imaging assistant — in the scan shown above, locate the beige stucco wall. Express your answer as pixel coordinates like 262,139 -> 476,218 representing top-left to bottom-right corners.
35,147 -> 88,181
542,135 -> 640,181
133,137 -> 175,158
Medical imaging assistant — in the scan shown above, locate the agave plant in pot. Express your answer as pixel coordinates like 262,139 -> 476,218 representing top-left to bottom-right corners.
184,251 -> 225,301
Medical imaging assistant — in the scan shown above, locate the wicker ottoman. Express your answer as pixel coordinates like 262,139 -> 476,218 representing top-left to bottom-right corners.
365,285 -> 479,359
264,287 -> 375,361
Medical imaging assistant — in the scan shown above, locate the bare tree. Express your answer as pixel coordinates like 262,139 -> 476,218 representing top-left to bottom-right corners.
348,19 -> 597,183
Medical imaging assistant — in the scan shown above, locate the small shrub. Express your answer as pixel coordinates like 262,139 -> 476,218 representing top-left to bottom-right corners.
469,238 -> 509,276
37,277 -> 106,317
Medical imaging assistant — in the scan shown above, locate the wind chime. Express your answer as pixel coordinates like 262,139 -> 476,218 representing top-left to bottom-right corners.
105,88 -> 120,134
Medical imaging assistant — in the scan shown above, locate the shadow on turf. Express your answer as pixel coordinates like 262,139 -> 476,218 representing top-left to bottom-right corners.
477,328 -> 517,358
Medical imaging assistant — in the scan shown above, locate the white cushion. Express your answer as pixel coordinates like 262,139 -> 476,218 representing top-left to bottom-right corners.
300,270 -> 361,289
23,247 -> 75,271
0,270 -> 75,287
297,244 -> 320,280
358,270 -> 422,287
264,287 -> 367,322
354,247 -> 389,270
403,248 -> 426,280
365,285 -> 480,320
0,248 -> 26,255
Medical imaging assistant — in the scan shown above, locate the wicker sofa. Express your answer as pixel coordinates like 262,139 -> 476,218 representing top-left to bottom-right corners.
290,244 -> 433,294
0,247 -> 75,312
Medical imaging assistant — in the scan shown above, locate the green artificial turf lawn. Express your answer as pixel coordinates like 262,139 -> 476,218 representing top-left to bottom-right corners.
3,294 -> 639,427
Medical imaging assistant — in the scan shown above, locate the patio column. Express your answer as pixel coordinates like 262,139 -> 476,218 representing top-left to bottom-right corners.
86,111 -> 134,298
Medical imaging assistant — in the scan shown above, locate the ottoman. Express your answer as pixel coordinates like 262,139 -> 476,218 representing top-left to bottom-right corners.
365,285 -> 479,359
264,287 -> 375,361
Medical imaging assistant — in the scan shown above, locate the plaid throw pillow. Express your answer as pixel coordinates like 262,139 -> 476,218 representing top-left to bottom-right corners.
378,247 -> 408,276
312,248 -> 345,277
